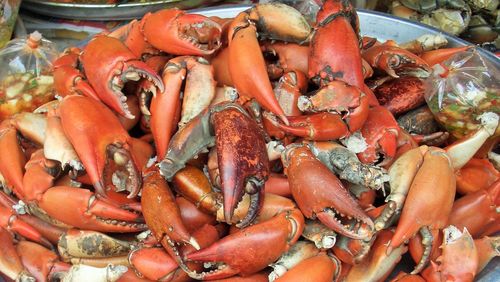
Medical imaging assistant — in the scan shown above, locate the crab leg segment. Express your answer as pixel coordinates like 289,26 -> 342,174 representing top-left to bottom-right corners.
282,144 -> 374,240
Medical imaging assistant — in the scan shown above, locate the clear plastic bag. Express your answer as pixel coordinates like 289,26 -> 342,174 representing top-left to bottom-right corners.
424,48 -> 499,139
0,31 -> 59,121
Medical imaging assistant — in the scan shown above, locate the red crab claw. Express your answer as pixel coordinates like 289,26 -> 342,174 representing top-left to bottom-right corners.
362,43 -> 431,78
160,103 -> 269,227
282,144 -> 374,240
298,80 -> 370,133
58,95 -> 142,198
309,0 -> 363,87
358,106 -> 400,165
150,56 -> 215,159
80,35 -> 164,119
141,9 -> 222,56
185,209 -> 304,280
0,205 -> 52,249
228,3 -> 311,125
274,70 -> 308,117
17,240 -> 70,282
35,186 -> 145,232
448,180 -> 499,238
345,229 -> 408,282
141,169 -> 200,264
388,146 -> 456,274
0,228 -> 35,281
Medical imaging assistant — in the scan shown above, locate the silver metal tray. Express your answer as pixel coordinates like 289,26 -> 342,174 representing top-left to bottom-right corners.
21,0 -> 223,20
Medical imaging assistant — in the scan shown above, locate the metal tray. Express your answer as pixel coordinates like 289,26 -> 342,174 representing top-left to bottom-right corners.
21,0 -> 223,20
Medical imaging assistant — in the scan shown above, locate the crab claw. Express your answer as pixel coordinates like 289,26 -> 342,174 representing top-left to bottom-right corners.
282,144 -> 374,240
228,3 -> 310,125
186,209 -> 304,280
34,186 -> 145,232
362,44 -> 431,78
81,35 -> 164,119
358,106 -> 399,165
58,95 -> 142,198
160,103 -> 269,227
0,205 -> 52,249
141,9 -> 222,55
210,103 -> 270,226
141,169 -> 200,263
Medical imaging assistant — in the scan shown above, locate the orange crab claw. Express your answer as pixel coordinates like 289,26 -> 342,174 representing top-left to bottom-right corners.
228,13 -> 288,124
283,144 -> 374,240
80,35 -> 164,119
141,9 -> 222,56
309,0 -> 363,88
185,209 -> 304,280
388,146 -> 456,274
37,186 -> 145,232
420,46 -> 471,66
141,169 -> 199,263
150,56 -> 215,159
58,95 -> 142,199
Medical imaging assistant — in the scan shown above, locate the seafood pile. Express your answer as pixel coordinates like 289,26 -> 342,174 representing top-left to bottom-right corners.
388,0 -> 499,53
0,1 -> 499,281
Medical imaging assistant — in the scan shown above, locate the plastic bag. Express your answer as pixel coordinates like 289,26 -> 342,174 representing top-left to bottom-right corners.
424,48 -> 499,139
0,31 -> 59,121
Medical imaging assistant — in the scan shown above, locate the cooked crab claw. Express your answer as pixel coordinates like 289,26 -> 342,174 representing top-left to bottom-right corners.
282,144 -> 374,240
36,186 -> 146,233
185,209 -> 304,280
141,169 -> 200,264
159,102 -> 269,227
80,35 -> 164,119
141,9 -> 222,55
58,95 -> 142,199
